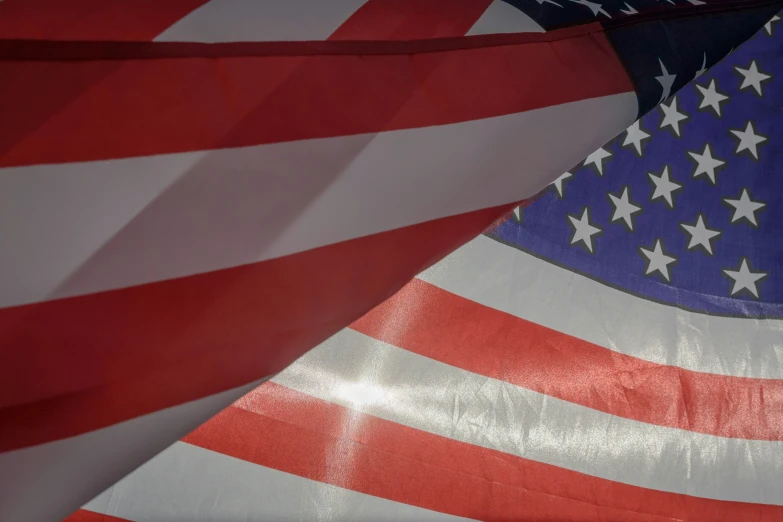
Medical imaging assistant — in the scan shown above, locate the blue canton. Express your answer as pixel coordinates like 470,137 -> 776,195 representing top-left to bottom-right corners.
488,13 -> 783,318
504,0 -> 781,115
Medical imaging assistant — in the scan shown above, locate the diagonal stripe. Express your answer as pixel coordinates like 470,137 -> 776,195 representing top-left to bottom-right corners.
418,234 -> 783,379
351,278 -> 783,440
84,441 -> 472,522
155,0 -> 369,43
0,94 -> 634,309
184,382 -> 783,521
0,29 -> 632,167
328,0 -> 494,40
0,0 -> 207,40
271,329 -> 783,505
0,204 -> 509,451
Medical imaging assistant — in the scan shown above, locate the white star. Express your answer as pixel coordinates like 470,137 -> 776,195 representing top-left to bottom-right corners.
695,79 -> 728,116
583,147 -> 612,175
620,2 -> 638,14
567,208 -> 601,253
513,205 -> 523,221
724,258 -> 766,298
622,120 -> 650,156
765,15 -> 780,35
681,215 -> 721,254
724,189 -> 765,226
659,97 -> 688,137
640,239 -> 676,282
655,59 -> 677,102
551,171 -> 573,197
735,61 -> 771,96
688,143 -> 725,184
568,0 -> 611,17
608,186 -> 642,230
648,166 -> 682,208
695,53 -> 708,78
730,121 -> 767,159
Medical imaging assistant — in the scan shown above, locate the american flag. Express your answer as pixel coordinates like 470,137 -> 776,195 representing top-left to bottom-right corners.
0,1 -> 781,521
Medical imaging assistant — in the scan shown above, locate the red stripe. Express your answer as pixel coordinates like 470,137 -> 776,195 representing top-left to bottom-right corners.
351,278 -> 783,441
0,204 -> 513,451
0,27 -> 631,167
184,382 -> 783,522
62,509 -> 131,522
329,0 -> 495,40
0,0 -> 206,41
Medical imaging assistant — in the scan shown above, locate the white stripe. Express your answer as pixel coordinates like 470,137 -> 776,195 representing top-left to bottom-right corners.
0,94 -> 636,308
467,0 -> 546,35
272,329 -> 783,504
0,379 -> 265,522
155,0 -> 369,42
83,441 -> 473,522
418,235 -> 783,379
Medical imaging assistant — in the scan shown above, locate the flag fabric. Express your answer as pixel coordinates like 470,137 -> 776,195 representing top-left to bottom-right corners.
69,13 -> 783,522
0,1 -> 780,520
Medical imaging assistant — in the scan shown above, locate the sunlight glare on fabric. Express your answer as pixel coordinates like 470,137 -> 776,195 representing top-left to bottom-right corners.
335,381 -> 388,408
